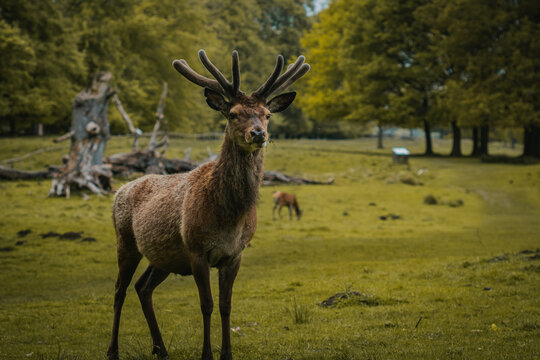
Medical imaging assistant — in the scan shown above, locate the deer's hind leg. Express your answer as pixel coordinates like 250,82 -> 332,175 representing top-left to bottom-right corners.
107,246 -> 142,360
135,265 -> 170,359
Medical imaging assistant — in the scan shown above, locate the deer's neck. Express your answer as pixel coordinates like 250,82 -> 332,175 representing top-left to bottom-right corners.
210,136 -> 264,223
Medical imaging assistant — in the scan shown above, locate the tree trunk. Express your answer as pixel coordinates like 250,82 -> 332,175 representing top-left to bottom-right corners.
9,118 -> 15,135
48,72 -> 114,197
377,125 -> 383,149
523,125 -> 540,158
480,125 -> 489,156
423,119 -> 433,155
450,120 -> 462,157
471,127 -> 481,156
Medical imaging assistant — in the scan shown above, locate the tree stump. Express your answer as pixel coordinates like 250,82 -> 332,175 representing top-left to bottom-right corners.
48,72 -> 114,197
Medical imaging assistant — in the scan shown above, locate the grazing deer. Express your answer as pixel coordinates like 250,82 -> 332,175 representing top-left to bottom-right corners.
106,50 -> 309,360
272,191 -> 303,220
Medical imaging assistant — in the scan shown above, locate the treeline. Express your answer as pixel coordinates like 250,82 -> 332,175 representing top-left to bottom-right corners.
300,0 -> 540,157
1,0 -> 540,157
0,0 -> 313,136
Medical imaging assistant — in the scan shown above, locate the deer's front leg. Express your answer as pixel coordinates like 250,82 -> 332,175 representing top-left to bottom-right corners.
218,256 -> 242,360
191,255 -> 213,360
288,205 -> 293,220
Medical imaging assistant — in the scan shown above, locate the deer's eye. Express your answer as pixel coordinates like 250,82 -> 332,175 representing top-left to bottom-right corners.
266,114 -> 271,120
229,112 -> 238,119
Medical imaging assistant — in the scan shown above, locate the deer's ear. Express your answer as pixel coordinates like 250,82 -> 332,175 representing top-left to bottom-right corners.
204,88 -> 228,112
266,92 -> 296,113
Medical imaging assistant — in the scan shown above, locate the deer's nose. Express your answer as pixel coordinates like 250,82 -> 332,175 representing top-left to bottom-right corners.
250,128 -> 266,143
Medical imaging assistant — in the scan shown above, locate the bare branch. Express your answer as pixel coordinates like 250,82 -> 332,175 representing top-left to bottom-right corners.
149,82 -> 169,152
53,130 -> 75,143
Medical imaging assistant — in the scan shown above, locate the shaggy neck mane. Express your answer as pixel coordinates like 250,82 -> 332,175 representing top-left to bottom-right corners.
210,131 -> 264,224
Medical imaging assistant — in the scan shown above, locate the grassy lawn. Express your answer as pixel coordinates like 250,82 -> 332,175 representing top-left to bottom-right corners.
0,136 -> 538,359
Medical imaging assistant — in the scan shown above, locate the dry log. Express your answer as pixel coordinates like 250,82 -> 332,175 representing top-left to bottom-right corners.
262,171 -> 334,186
0,165 -> 52,180
3,150 -> 331,187
104,151 -> 332,186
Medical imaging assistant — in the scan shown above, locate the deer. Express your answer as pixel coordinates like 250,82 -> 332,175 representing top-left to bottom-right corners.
272,191 -> 303,221
106,49 -> 309,360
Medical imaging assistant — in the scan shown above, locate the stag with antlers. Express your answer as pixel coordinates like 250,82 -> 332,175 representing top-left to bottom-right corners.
106,50 -> 309,360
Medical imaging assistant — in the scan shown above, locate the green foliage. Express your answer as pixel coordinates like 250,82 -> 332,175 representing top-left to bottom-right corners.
300,0 -> 540,142
0,1 -> 86,132
0,0 -> 313,136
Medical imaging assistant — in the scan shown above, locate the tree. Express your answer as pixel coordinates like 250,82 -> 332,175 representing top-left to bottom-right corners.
300,0 -> 445,151
0,0 -> 85,134
500,0 -> 540,158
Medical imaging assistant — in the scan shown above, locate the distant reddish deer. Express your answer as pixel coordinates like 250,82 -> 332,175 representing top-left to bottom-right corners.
272,191 -> 303,220
106,50 -> 309,360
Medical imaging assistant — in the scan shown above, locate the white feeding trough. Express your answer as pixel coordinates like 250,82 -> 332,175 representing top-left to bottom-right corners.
392,147 -> 410,164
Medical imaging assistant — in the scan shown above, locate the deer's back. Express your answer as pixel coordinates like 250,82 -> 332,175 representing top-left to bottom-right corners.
274,192 -> 296,206
113,172 -> 191,274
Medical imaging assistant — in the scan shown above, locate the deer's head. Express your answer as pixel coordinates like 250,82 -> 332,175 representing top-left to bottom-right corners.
173,50 -> 310,152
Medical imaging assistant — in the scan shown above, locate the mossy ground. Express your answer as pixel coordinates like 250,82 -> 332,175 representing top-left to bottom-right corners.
0,136 -> 538,359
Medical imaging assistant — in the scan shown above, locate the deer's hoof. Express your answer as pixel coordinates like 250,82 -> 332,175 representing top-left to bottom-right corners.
152,345 -> 170,360
220,352 -> 233,360
201,350 -> 214,360
106,349 -> 119,360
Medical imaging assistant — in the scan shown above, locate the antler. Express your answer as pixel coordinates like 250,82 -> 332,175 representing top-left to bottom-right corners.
252,55 -> 310,100
173,50 -> 242,99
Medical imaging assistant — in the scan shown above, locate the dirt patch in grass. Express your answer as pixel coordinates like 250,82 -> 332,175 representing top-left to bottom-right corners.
59,232 -> 82,240
41,231 -> 61,239
17,229 -> 31,237
319,291 -> 404,308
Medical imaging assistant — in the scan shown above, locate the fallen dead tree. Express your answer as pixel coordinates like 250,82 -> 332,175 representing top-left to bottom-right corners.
103,150 -> 333,185
263,170 -> 334,186
1,150 -> 333,186
0,165 -> 53,180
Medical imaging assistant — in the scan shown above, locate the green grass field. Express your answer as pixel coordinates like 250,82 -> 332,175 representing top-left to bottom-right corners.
0,136 -> 539,359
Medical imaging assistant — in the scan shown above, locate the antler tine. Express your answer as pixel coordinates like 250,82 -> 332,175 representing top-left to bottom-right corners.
231,50 -> 241,96
252,55 -> 284,98
271,63 -> 310,95
267,55 -> 306,95
198,50 -> 234,98
172,59 -> 225,95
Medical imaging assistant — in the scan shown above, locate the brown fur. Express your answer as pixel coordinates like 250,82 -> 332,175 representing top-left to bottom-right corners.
272,191 -> 303,220
107,50 -> 308,360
